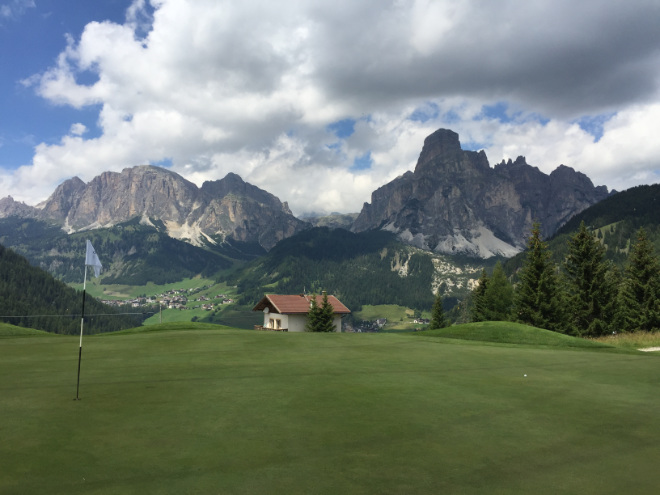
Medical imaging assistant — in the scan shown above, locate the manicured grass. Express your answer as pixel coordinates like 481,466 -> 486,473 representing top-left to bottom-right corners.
102,321 -> 233,335
1,325 -> 659,494
417,321 -> 620,350
142,307 -> 211,325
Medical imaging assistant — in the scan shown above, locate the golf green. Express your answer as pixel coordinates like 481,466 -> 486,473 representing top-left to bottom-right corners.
1,326 -> 659,494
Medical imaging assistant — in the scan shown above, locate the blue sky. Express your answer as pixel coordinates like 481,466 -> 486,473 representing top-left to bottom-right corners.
1,0 -> 660,215
0,1 -> 129,168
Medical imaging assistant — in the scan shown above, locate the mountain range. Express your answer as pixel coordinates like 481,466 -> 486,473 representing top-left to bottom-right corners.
1,166 -> 308,251
1,128 -> 610,261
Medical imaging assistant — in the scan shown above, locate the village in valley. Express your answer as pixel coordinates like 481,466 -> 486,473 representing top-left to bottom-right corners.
100,285 -> 234,311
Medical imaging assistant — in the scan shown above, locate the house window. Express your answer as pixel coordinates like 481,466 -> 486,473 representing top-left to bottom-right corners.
269,318 -> 275,328
275,319 -> 281,329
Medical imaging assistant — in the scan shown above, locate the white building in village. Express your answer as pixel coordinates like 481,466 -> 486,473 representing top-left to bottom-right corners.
252,293 -> 351,332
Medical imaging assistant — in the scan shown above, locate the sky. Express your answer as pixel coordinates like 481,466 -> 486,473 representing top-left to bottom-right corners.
1,0 -> 660,216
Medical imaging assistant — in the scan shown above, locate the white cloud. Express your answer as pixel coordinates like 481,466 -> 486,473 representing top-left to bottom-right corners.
0,0 -> 34,20
69,123 -> 87,136
2,0 -> 660,214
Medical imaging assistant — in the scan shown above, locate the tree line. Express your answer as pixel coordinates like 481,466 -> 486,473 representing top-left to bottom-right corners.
0,243 -> 144,334
461,222 -> 660,335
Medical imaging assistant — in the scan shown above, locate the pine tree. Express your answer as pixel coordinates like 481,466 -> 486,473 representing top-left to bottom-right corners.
305,294 -> 320,332
318,291 -> 336,332
429,291 -> 448,329
513,222 -> 564,331
306,291 -> 336,332
481,261 -> 514,321
563,221 -> 614,336
617,228 -> 660,332
471,269 -> 490,322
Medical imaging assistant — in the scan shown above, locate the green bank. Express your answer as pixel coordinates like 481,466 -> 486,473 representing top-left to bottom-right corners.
1,323 -> 659,494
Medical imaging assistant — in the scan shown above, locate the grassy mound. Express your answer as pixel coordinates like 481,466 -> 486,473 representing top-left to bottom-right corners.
0,322 -> 51,337
2,329 -> 659,494
416,321 -> 616,349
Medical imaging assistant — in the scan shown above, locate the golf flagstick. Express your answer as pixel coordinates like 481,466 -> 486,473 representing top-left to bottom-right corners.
75,240 -> 102,400
75,265 -> 87,400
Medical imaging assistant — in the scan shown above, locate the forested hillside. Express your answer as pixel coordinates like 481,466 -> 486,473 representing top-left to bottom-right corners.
0,244 -> 143,334
466,220 -> 660,336
225,227 -> 462,313
0,216 -> 260,285
506,184 -> 660,274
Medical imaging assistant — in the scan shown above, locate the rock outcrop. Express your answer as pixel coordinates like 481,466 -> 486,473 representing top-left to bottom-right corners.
0,196 -> 40,218
352,129 -> 609,258
3,165 -> 309,251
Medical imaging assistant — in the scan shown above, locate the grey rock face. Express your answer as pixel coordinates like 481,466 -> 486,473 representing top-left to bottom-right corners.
0,196 -> 40,219
352,129 -> 609,258
4,165 -> 309,251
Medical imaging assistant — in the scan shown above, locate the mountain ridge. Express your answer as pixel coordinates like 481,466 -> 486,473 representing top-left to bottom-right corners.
1,129 -> 613,262
351,129 -> 610,258
2,165 -> 310,251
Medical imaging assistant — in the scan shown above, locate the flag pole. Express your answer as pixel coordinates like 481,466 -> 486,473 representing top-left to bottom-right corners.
75,264 -> 87,400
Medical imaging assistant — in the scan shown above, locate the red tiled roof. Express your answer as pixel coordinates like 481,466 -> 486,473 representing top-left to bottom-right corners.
252,294 -> 351,315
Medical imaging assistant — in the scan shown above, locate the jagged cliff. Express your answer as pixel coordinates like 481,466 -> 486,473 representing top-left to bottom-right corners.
0,196 -> 40,218
3,166 -> 309,251
351,129 -> 609,258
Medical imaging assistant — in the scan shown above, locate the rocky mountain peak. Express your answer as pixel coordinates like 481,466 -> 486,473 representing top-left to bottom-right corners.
496,156 -> 533,170
549,164 -> 594,186
2,165 -> 309,251
414,128 -> 490,178
201,171 -> 268,203
37,176 -> 86,220
352,128 -> 610,258
0,196 -> 39,218
416,128 -> 462,166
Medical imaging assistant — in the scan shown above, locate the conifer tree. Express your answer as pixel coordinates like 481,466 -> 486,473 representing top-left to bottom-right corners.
616,228 -> 660,332
513,222 -> 564,331
305,294 -> 320,332
471,269 -> 489,322
429,291 -> 449,329
318,291 -> 337,332
563,221 -> 614,336
481,261 -> 514,321
306,291 -> 336,332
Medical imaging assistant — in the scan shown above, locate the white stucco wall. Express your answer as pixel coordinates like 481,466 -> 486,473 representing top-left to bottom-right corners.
262,312 -> 288,330
288,315 -> 307,332
262,311 -> 343,332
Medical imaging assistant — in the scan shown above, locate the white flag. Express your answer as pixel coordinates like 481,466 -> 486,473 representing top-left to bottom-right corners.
85,240 -> 102,278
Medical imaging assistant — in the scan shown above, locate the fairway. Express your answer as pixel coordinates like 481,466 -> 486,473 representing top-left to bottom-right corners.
1,326 -> 659,494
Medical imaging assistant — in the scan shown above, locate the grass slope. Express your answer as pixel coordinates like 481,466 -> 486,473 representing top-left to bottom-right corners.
416,321 -> 616,349
1,325 -> 659,494
0,322 -> 51,337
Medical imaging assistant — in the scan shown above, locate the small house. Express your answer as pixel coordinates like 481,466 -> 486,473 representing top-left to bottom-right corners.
252,293 -> 351,332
